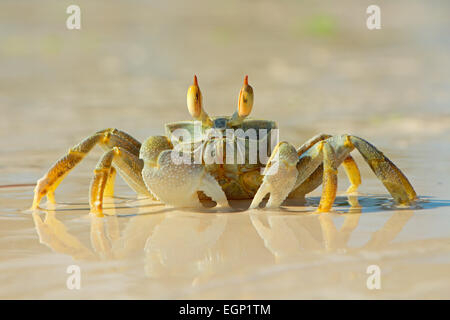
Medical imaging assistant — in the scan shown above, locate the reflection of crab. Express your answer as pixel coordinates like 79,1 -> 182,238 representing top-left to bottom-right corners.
32,76 -> 417,215
31,205 -> 415,282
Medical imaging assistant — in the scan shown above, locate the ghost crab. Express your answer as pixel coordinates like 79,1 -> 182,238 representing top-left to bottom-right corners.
32,76 -> 417,215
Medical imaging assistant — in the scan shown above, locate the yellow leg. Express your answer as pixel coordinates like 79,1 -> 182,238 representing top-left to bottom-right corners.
317,142 -> 338,213
90,147 -> 146,216
342,155 -> 361,193
289,155 -> 361,200
349,136 -> 417,204
289,133 -> 338,200
32,129 -> 144,210
297,133 -> 332,156
289,134 -> 417,210
101,128 -> 141,154
288,137 -> 331,201
104,167 -> 116,198
32,134 -> 100,209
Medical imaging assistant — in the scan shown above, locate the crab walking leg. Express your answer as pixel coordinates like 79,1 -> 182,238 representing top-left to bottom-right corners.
303,135 -> 416,209
300,134 -> 362,195
288,156 -> 361,201
290,133 -> 415,208
342,155 -> 361,193
318,135 -> 417,205
90,147 -> 150,215
288,165 -> 323,200
90,151 -> 115,215
296,133 -> 331,156
347,136 -> 417,204
287,140 -> 328,201
289,134 -> 362,199
317,142 -> 338,213
103,167 -> 116,198
31,129 -> 142,210
140,136 -> 229,208
100,128 -> 142,154
32,134 -> 100,209
249,142 -> 299,209
287,133 -> 332,200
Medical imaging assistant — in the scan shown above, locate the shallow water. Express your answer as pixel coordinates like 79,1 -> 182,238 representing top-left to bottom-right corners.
1,0 -> 450,299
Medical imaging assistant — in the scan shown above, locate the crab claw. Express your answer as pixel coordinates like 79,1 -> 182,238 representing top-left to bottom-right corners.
140,136 -> 229,208
250,142 -> 299,209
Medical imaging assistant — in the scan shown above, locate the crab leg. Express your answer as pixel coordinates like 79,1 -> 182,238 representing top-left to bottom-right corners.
342,155 -> 361,193
287,139 -> 339,211
289,133 -> 362,199
251,134 -> 416,211
287,164 -> 323,200
103,167 -> 116,198
32,128 -> 145,210
90,147 -> 150,215
312,135 -> 416,209
296,133 -> 331,155
348,135 -> 416,204
288,154 -> 361,200
140,136 -> 229,208
317,141 -> 339,212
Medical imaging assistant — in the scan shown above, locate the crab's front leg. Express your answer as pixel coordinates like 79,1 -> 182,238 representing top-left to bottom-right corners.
139,136 -> 229,208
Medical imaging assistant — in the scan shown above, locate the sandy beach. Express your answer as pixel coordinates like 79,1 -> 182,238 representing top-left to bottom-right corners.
0,0 -> 449,299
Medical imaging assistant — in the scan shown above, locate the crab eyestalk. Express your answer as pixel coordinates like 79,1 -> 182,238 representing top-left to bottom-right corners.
187,75 -> 213,127
228,75 -> 254,126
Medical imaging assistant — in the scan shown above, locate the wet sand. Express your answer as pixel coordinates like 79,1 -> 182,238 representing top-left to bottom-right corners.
0,0 -> 450,299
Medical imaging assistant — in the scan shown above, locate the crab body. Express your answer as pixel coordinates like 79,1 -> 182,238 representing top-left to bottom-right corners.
164,117 -> 277,200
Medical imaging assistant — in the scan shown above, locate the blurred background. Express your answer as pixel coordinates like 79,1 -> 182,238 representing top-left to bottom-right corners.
0,0 -> 450,299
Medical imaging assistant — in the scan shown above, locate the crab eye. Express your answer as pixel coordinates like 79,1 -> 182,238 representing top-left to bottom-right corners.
187,75 -> 202,118
238,75 -> 253,117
